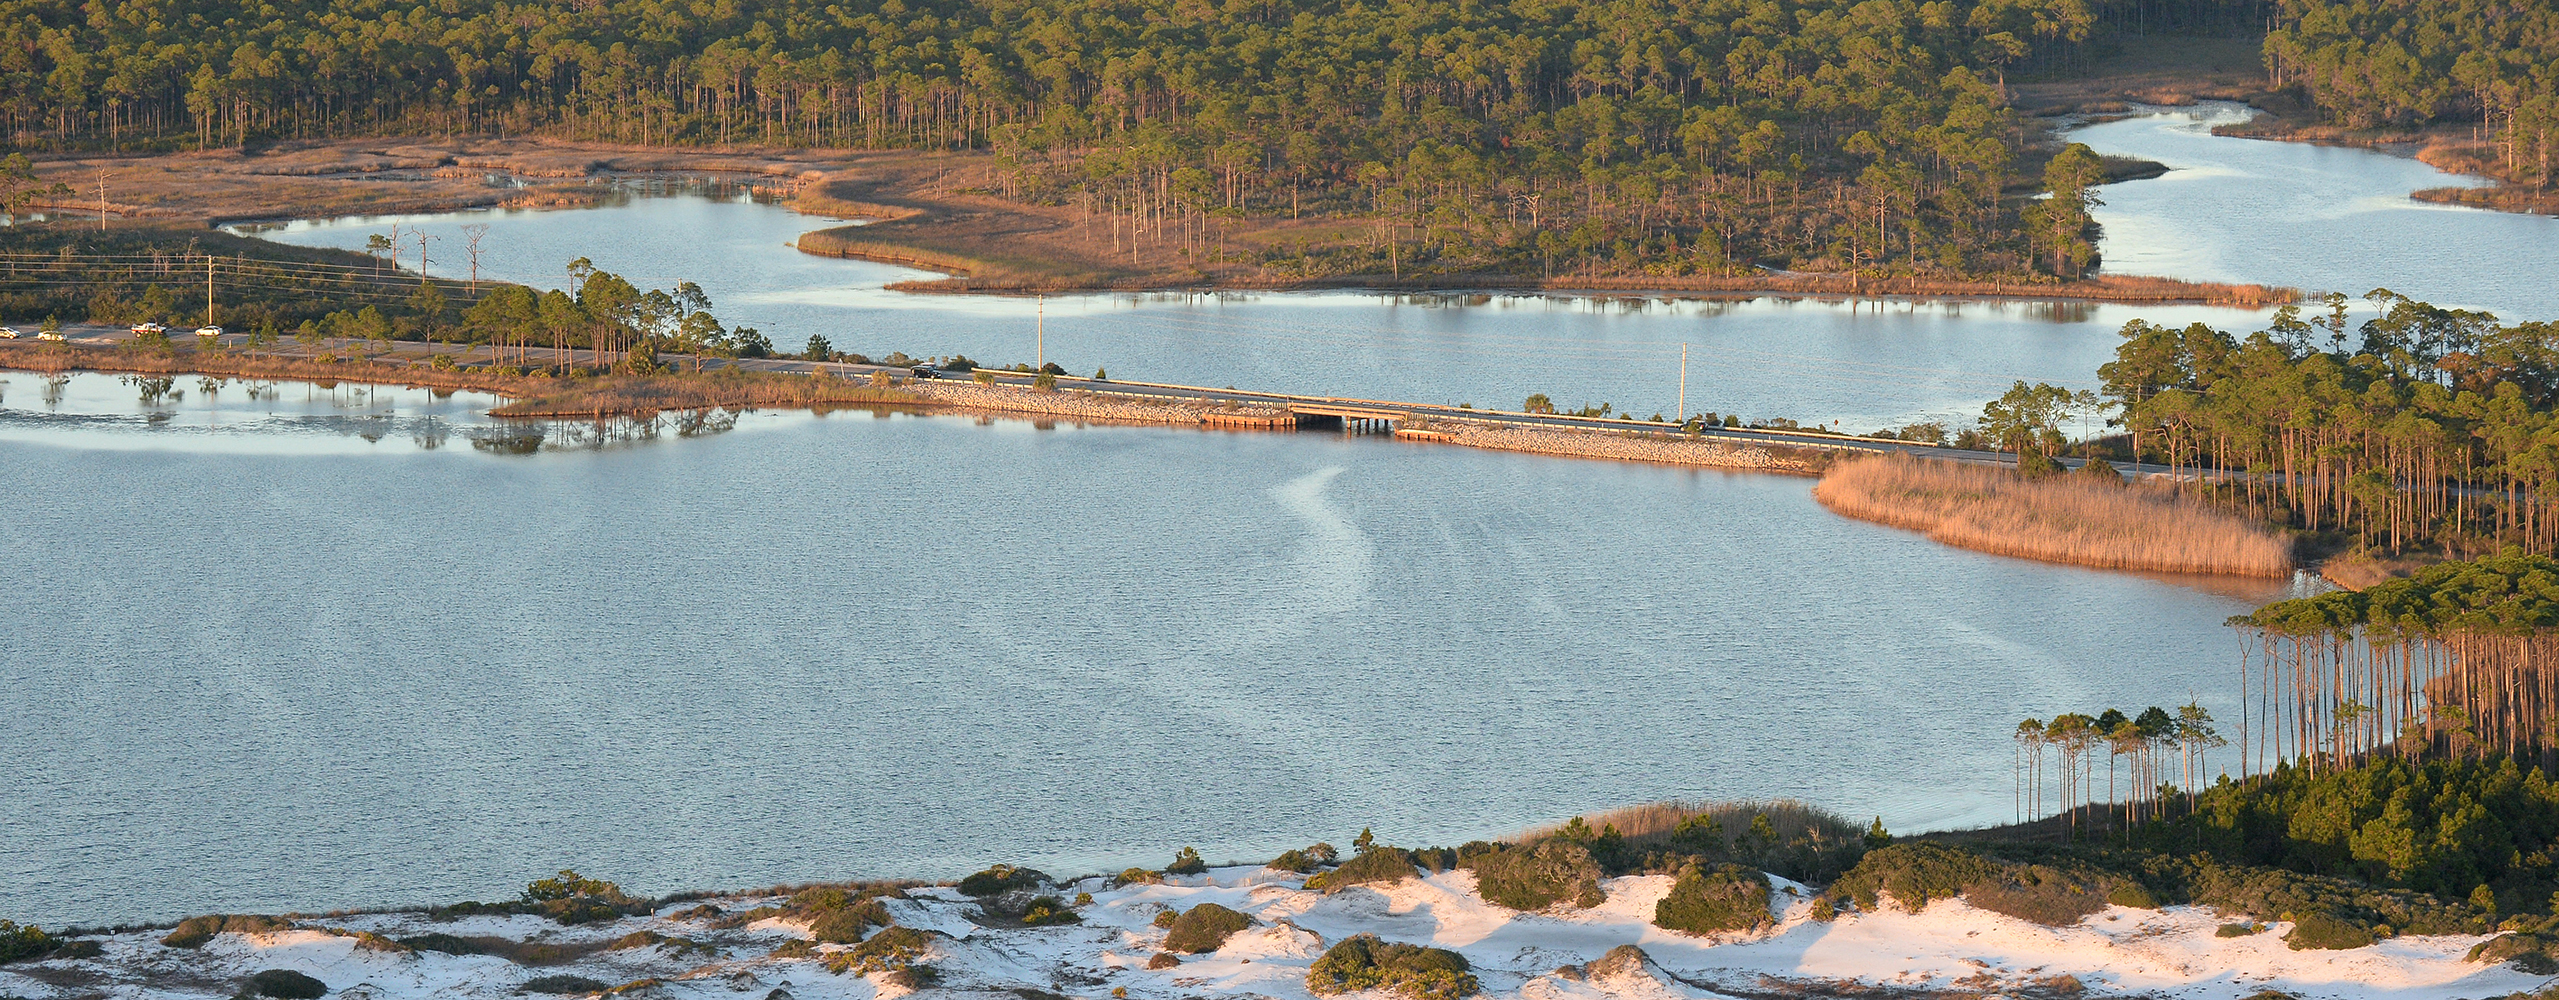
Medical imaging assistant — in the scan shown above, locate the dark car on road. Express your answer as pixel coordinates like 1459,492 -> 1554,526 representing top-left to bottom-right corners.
911,365 -> 940,380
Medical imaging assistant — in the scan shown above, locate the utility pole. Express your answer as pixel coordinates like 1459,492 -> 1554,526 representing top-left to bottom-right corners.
94,171 -> 111,230
205,254 -> 215,327
1677,342 -> 1688,422
1036,295 -> 1044,369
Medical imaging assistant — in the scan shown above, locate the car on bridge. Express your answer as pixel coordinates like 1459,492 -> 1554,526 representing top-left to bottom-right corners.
910,365 -> 940,380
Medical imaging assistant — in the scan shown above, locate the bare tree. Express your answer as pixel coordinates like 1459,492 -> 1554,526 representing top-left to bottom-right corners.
461,223 -> 490,292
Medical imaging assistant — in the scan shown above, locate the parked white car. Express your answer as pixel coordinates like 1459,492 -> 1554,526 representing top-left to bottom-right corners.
130,322 -> 166,336
37,330 -> 65,341
194,325 -> 224,338
0,327 -> 18,339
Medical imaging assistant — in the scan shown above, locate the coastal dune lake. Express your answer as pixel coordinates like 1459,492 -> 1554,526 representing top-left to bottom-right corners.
0,384 -> 2293,928
1,107 -> 2551,928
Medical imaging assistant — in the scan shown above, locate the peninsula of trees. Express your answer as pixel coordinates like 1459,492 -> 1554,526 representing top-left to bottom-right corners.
4,0 -> 2141,283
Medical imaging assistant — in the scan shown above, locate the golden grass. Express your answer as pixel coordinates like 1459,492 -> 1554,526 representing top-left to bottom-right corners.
1814,454 -> 2294,577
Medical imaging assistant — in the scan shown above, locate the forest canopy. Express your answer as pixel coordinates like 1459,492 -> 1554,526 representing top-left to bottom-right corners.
0,0 -> 2124,279
2265,0 -> 2558,190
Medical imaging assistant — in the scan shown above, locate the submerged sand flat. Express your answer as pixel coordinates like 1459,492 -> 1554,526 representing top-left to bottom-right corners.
4,865 -> 2534,1000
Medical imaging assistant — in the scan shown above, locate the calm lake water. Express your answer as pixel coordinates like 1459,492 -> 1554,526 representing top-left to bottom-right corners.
2072,103 -> 2559,318
236,191 -> 2257,435
1,110 -> 2540,928
0,375 -> 2299,928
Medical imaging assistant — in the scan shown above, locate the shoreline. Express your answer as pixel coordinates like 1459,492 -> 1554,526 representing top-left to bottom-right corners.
2204,110 -> 2556,218
798,229 -> 2299,306
0,345 -> 1839,477
16,135 -> 2304,308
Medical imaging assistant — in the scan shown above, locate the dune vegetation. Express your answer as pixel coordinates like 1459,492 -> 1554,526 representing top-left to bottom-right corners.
1813,454 -> 2295,577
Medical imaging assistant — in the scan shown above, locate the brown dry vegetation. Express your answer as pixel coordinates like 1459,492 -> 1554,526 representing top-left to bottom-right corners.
1814,454 -> 2295,577
29,136 -> 854,224
2211,112 -> 2558,218
2009,37 -> 2278,118
795,161 -> 2292,303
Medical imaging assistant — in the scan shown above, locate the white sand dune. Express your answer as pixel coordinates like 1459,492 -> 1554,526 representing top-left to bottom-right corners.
4,865 -> 2539,1000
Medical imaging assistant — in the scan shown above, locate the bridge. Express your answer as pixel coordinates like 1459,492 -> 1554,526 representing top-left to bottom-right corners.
1287,402 -> 1410,434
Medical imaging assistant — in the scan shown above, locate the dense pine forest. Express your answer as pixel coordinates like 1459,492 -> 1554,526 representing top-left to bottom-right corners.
2265,0 -> 2559,189
0,0 -> 2165,280
0,0 -> 2536,275
2078,293 -> 2559,557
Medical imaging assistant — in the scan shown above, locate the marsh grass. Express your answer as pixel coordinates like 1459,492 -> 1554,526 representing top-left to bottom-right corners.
1813,455 -> 2293,577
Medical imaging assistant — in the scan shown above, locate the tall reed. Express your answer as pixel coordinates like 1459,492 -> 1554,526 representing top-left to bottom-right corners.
1814,455 -> 2293,577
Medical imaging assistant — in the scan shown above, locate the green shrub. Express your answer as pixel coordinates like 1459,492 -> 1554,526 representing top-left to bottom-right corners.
0,921 -> 56,963
2106,882 -> 2159,909
518,870 -> 644,925
801,896 -> 892,944
1147,951 -> 1180,969
1306,848 -> 1419,893
2216,922 -> 2263,937
958,865 -> 1048,897
886,964 -> 941,988
395,933 -> 490,955
1271,843 -> 1340,873
161,915 -> 291,949
2167,854 -> 2482,940
2138,755 -> 2559,901
1306,934 -> 1478,1000
1151,910 -> 1178,929
1808,897 -> 1837,922
1166,847 -> 1208,876
602,930 -> 708,957
2286,911 -> 2378,950
2468,932 -> 2559,973
1964,867 -> 2110,927
770,940 -> 817,959
246,969 -> 327,999
707,906 -> 783,930
1652,864 -> 1772,935
607,930 -> 666,951
1827,843 -> 1998,915
833,925 -> 937,977
1470,841 -> 1604,911
521,974 -> 612,994
1117,868 -> 1163,887
50,940 -> 100,960
1020,896 -> 1082,926
1165,903 -> 1253,953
